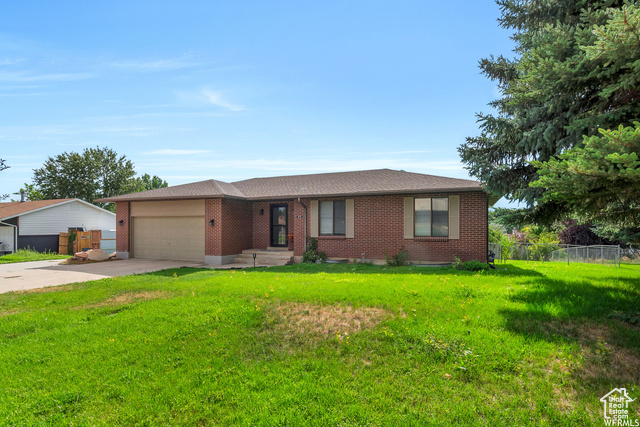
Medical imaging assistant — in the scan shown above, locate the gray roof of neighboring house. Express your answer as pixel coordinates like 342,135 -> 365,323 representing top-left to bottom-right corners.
96,169 -> 485,203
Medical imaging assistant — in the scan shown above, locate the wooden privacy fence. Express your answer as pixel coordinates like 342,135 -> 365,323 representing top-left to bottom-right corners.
59,230 -> 116,255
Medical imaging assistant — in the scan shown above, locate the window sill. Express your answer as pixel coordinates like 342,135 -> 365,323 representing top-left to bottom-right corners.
412,236 -> 449,242
318,235 -> 347,240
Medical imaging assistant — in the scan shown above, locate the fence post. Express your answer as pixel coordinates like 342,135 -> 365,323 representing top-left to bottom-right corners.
601,246 -> 604,265
567,245 -> 569,266
586,246 -> 589,263
618,245 -> 621,268
526,244 -> 529,263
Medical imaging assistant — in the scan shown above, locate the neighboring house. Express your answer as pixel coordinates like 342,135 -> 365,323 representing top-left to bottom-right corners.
0,199 -> 116,254
97,169 -> 497,265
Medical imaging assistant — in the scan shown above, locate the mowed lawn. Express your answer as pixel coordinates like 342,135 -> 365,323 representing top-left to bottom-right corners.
1,262 -> 639,426
0,248 -> 69,264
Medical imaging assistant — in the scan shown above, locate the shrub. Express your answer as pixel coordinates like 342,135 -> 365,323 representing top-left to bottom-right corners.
452,256 -> 488,272
488,226 -> 503,243
385,246 -> 408,267
500,234 -> 515,260
67,231 -> 77,256
302,237 -> 326,263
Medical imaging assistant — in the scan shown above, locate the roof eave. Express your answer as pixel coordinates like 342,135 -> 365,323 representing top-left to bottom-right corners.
245,186 -> 485,200
97,187 -> 486,203
96,194 -> 247,203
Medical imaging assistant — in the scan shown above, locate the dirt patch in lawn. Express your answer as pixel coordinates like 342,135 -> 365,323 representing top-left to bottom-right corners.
274,302 -> 391,337
22,284 -> 78,293
0,309 -> 19,318
543,321 -> 640,384
82,291 -> 171,309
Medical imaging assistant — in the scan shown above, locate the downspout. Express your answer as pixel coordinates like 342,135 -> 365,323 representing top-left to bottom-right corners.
0,220 -> 17,254
298,197 -> 307,250
486,194 -> 489,263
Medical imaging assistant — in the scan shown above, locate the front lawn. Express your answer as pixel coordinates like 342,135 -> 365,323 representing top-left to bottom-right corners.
0,261 -> 638,425
0,248 -> 69,264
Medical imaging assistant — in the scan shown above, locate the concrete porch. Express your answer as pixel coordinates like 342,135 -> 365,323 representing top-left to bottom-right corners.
233,248 -> 294,266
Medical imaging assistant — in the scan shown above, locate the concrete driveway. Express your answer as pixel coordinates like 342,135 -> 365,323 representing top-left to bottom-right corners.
0,259 -> 205,294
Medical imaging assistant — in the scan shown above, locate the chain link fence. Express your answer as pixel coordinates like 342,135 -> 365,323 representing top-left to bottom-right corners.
488,242 -> 640,266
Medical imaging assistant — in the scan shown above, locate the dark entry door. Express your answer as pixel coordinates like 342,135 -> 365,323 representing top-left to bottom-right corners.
270,205 -> 288,247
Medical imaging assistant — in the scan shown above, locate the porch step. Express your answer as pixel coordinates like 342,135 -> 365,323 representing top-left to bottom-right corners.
235,249 -> 294,266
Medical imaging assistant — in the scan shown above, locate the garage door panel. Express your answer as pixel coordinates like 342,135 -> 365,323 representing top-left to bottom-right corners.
132,216 -> 204,262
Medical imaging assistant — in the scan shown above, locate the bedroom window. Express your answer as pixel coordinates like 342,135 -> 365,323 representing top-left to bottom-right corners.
319,200 -> 346,235
414,197 -> 448,237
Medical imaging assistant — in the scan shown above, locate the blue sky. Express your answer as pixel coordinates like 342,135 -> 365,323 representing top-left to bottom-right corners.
0,1 -> 514,205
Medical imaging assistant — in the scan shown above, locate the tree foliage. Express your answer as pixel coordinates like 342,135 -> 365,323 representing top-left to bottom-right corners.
532,123 -> 640,239
489,207 -> 531,231
32,147 -> 145,210
139,174 -> 168,191
0,158 -> 8,200
459,1 -> 640,225
15,184 -> 45,202
559,222 -> 618,246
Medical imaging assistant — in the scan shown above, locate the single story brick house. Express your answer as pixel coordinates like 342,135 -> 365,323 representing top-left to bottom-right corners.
97,169 -> 496,265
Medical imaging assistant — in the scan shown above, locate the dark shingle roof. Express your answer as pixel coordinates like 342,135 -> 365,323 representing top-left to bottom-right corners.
233,169 -> 481,199
96,179 -> 245,202
96,169 -> 483,202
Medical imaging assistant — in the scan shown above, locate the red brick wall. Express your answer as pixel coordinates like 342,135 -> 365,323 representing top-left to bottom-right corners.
205,199 -> 222,256
252,201 -> 295,249
115,193 -> 487,263
293,200 -> 306,255
115,202 -> 130,252
220,198 -> 253,256
293,192 -> 487,263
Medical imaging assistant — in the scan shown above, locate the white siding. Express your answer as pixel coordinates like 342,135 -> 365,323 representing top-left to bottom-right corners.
18,201 -> 116,236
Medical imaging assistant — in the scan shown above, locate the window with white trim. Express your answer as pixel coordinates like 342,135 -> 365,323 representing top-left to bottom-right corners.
414,197 -> 448,237
319,200 -> 346,235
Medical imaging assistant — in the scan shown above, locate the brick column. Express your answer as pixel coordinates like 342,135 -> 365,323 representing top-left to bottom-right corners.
115,202 -> 130,259
293,199 -> 307,258
205,199 -> 222,260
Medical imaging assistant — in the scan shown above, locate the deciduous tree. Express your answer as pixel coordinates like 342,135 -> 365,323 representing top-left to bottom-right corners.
0,158 -> 8,200
139,174 -> 168,191
30,147 -> 164,211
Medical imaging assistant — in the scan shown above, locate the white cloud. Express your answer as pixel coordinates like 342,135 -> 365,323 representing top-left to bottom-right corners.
0,92 -> 46,97
136,157 -> 468,179
0,57 -> 26,66
108,57 -> 199,72
0,71 -> 92,82
143,149 -> 212,155
201,89 -> 244,111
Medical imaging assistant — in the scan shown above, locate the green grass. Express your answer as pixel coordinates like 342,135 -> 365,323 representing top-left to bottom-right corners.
0,248 -> 69,264
1,261 -> 639,426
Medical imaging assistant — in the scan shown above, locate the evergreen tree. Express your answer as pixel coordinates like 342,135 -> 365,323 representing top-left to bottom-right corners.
532,123 -> 640,243
459,1 -> 640,224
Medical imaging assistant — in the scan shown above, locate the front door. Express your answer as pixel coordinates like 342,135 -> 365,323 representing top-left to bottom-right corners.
270,205 -> 288,247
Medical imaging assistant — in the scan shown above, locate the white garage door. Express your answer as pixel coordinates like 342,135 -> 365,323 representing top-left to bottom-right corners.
132,216 -> 205,262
